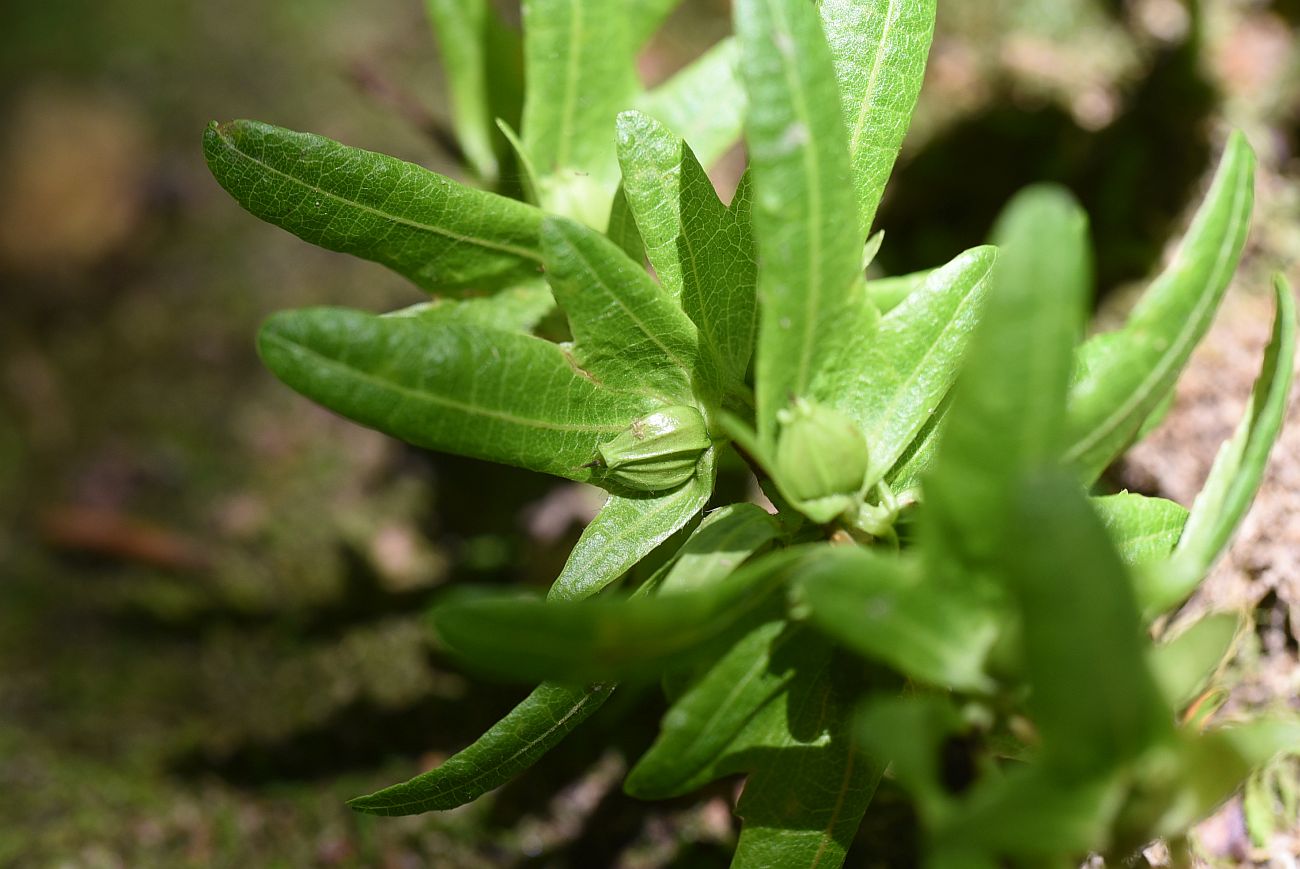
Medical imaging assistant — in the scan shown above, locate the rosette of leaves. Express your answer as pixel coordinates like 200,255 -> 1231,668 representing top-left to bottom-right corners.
206,0 -> 1299,865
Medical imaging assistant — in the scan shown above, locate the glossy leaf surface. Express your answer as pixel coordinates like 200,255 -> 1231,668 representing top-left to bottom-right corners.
204,120 -> 543,293
820,0 -> 936,235
1065,133 -> 1256,480
258,308 -> 652,483
737,0 -> 865,443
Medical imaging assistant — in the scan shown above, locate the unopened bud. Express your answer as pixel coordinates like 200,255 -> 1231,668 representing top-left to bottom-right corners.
775,399 -> 869,504
597,405 -> 710,493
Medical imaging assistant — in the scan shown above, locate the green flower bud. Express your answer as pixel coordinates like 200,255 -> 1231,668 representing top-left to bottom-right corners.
775,399 -> 869,504
597,405 -> 711,493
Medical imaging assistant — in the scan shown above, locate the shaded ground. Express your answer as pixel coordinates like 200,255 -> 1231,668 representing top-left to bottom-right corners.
1,0 -> 1298,866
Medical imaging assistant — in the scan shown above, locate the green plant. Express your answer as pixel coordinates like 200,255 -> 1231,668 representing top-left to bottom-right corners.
205,0 -> 1299,864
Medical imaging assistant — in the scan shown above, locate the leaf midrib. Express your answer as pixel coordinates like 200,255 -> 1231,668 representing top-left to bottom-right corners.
264,330 -> 626,435
846,0 -> 902,160
1064,160 -> 1250,463
214,125 -> 542,263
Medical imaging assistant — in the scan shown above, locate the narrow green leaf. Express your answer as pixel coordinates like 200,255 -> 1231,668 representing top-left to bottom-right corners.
656,502 -> 781,595
924,185 -> 1090,568
541,216 -> 699,402
258,308 -> 652,483
1006,471 -> 1172,780
856,694 -> 964,825
385,281 -> 554,333
521,0 -> 638,225
638,38 -> 746,168
867,267 -> 931,314
732,658 -> 880,868
627,617 -> 810,798
615,111 -> 756,402
884,398 -> 945,492
1149,613 -> 1240,709
1152,276 -> 1296,612
819,0 -> 937,236
434,546 -> 807,682
548,451 -> 715,601
833,246 -> 996,487
736,0 -> 864,444
1065,133 -> 1257,480
425,0 -> 523,182
606,183 -> 645,263
348,681 -> 614,815
203,120 -> 543,293
1090,492 -> 1189,567
796,549 -> 998,692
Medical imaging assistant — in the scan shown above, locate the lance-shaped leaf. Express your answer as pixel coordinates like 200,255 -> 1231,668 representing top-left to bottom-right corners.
434,547 -> 808,682
830,245 -> 996,488
1005,471 -> 1172,781
349,681 -> 614,815
627,617 -> 809,798
615,111 -> 756,403
731,656 -> 880,868
541,216 -> 699,402
1149,613 -> 1240,709
655,502 -> 781,594
606,183 -> 644,262
924,185 -> 1089,568
1065,133 -> 1256,481
548,451 -> 716,601
204,120 -> 544,293
795,548 -> 999,692
1145,277 -> 1296,614
258,308 -> 653,483
520,0 -> 638,225
1090,492 -> 1188,568
736,0 -> 865,444
385,281 -> 554,333
425,0 -> 523,183
820,0 -> 937,236
638,38 -> 746,168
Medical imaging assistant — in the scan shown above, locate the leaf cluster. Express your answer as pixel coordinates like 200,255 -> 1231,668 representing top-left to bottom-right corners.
205,1 -> 1298,865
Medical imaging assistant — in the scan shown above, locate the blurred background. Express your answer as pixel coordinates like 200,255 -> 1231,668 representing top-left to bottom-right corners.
1,0 -> 1298,865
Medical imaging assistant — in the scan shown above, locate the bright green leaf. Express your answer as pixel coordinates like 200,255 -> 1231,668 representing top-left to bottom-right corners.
867,267 -> 932,314
349,681 -> 614,815
203,120 -> 543,293
606,183 -> 645,263
541,216 -> 699,403
615,111 -> 756,403
656,502 -> 781,595
1065,133 -> 1257,481
385,281 -> 554,333
258,308 -> 653,483
1090,492 -> 1188,567
736,0 -> 865,444
820,0 -> 937,236
549,450 -> 716,601
833,246 -> 996,488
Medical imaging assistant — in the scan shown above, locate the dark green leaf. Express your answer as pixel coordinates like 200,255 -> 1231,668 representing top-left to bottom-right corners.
258,308 -> 652,483
548,451 -> 716,601
433,546 -> 808,682
924,185 -> 1089,568
606,183 -> 645,263
820,0 -> 936,235
736,0 -> 865,444
541,216 -> 699,402
1005,471 -> 1172,780
204,120 -> 543,293
615,111 -> 756,403
349,682 -> 613,815
1065,133 -> 1256,480
796,548 -> 998,691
